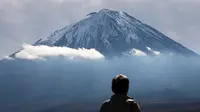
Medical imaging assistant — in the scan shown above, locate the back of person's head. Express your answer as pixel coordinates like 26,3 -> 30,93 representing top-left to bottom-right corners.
112,74 -> 129,95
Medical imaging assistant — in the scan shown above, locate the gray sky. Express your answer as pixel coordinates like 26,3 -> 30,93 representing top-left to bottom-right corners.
0,0 -> 200,58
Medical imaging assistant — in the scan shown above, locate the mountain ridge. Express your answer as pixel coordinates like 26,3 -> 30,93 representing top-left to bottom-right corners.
18,9 -> 200,57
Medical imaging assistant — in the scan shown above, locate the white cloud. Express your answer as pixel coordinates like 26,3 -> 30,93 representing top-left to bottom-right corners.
131,48 -> 147,56
147,47 -> 161,55
14,44 -> 104,60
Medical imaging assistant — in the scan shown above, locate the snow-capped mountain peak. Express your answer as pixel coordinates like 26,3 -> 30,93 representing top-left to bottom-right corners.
33,9 -> 198,57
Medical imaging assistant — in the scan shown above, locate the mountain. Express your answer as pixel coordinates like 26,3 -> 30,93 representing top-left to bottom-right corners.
22,9 -> 200,57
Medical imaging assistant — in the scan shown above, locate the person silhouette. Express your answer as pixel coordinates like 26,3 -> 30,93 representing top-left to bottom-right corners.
100,74 -> 141,112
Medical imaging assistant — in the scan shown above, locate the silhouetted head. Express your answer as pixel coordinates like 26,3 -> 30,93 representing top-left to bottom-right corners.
112,74 -> 129,95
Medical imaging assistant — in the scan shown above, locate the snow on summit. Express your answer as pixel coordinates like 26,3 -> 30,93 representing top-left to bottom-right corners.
20,9 -> 199,57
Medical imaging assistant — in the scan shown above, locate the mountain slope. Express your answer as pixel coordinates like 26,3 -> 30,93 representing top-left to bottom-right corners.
32,9 -> 198,57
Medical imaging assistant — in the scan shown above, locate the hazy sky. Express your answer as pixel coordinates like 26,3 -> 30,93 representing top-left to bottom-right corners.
0,0 -> 200,58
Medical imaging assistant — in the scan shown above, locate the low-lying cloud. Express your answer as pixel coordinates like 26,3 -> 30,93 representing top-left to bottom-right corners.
14,44 -> 104,60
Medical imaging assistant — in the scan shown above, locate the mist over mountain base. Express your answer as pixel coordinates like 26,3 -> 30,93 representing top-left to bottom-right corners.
0,55 -> 200,112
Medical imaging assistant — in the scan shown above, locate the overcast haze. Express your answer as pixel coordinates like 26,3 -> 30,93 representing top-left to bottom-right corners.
0,0 -> 200,58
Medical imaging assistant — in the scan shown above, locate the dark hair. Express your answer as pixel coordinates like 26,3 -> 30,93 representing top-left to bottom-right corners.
112,74 -> 129,94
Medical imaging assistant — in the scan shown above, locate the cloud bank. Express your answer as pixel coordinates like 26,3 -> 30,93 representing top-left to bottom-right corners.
14,44 -> 104,60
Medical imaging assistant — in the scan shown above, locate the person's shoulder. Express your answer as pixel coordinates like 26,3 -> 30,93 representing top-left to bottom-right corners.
126,98 -> 134,102
126,98 -> 138,105
126,98 -> 141,112
100,99 -> 111,111
102,99 -> 111,105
